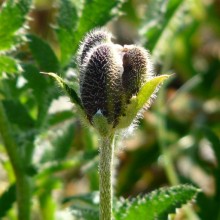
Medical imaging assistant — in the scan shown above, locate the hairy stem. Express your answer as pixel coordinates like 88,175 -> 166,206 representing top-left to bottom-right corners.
99,134 -> 114,220
0,102 -> 31,220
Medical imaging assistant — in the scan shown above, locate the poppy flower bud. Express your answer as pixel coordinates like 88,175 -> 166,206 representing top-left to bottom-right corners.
46,29 -> 168,135
77,29 -> 154,131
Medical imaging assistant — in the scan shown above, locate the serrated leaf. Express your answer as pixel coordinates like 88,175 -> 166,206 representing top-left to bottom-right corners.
114,185 -> 199,220
42,72 -> 83,108
0,183 -> 16,218
56,0 -> 78,66
140,0 -> 183,52
0,0 -> 31,51
118,75 -> 170,128
0,55 -> 21,75
27,35 -> 59,72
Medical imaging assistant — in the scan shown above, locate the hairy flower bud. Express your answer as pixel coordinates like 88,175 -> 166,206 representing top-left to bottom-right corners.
45,29 -> 168,135
77,29 -> 155,131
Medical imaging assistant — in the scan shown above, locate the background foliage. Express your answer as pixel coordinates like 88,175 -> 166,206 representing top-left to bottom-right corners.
0,0 -> 219,219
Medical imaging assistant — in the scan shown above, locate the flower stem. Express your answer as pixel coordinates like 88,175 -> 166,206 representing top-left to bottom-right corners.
99,134 -> 114,220
0,102 -> 31,220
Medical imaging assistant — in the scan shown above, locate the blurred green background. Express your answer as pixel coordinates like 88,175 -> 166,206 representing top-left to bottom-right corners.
0,0 -> 219,219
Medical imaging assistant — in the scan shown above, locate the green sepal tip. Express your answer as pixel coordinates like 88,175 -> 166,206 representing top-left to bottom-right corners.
41,72 -> 83,109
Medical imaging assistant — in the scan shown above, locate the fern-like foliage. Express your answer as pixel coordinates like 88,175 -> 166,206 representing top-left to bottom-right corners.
0,0 -> 31,51
0,0 -> 32,75
114,185 -> 199,220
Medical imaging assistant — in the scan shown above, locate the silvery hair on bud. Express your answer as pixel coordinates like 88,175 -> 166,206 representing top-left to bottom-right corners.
77,29 -> 113,88
77,28 -> 112,66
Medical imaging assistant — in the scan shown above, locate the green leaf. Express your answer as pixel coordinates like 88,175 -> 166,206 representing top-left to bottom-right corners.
23,64 -> 49,104
78,0 -> 124,34
56,0 -> 78,66
70,206 -> 99,220
0,55 -> 21,75
38,177 -> 58,220
114,185 -> 199,220
36,151 -> 97,178
118,75 -> 170,128
56,29 -> 76,67
2,99 -> 35,130
42,72 -> 83,108
47,110 -> 74,126
0,183 -> 16,218
23,65 -> 60,127
56,0 -> 124,66
140,0 -> 183,52
57,0 -> 78,30
0,0 -> 31,51
36,157 -> 82,178
36,122 -> 75,163
63,191 -> 99,207
17,0 -> 32,14
71,0 -> 124,54
27,35 -> 59,72
45,122 -> 76,162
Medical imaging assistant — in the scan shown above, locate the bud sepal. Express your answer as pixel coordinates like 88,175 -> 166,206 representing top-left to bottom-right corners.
92,110 -> 113,137
117,74 -> 170,129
